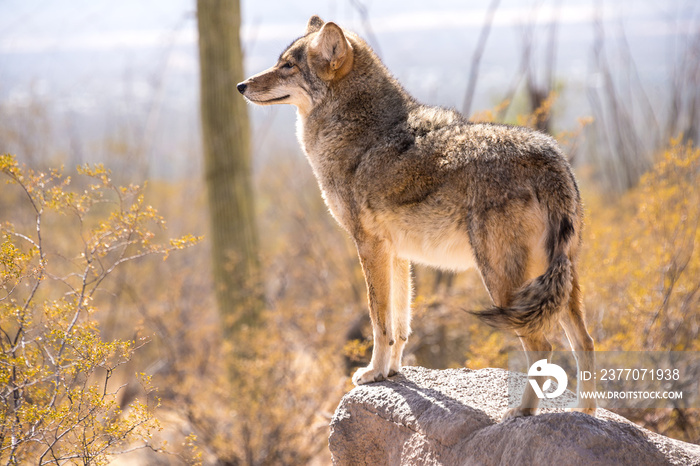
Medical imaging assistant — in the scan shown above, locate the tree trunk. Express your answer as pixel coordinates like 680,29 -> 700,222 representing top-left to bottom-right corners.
197,0 -> 262,340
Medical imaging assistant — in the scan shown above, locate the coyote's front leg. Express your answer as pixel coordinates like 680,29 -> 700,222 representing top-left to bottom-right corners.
352,237 -> 394,385
389,257 -> 412,376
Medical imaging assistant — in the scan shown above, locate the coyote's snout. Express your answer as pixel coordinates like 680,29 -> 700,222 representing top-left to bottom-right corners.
239,15 -> 596,420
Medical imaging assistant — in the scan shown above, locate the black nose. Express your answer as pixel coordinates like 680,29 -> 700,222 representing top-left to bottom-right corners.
237,82 -> 247,94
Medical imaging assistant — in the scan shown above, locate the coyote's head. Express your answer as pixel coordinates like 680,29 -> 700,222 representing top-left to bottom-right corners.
237,15 -> 354,115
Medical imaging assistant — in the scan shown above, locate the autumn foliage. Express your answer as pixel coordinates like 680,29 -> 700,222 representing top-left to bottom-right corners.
0,155 -> 198,464
1,95 -> 698,464
582,139 -> 700,352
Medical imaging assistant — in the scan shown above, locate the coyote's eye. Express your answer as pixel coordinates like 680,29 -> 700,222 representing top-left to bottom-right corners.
281,62 -> 294,70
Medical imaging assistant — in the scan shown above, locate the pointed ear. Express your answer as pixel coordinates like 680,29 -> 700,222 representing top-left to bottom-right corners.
306,15 -> 325,34
309,22 -> 354,81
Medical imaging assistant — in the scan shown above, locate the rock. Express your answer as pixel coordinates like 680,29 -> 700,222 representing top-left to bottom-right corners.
329,366 -> 700,466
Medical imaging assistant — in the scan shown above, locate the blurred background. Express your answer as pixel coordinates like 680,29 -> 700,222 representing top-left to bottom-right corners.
1,0 -> 699,464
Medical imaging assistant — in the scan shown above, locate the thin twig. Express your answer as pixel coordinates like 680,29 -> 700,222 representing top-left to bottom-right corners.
463,0 -> 501,117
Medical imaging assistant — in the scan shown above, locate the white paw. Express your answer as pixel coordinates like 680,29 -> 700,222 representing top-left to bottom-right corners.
502,407 -> 536,421
387,359 -> 402,377
352,365 -> 387,386
569,405 -> 597,416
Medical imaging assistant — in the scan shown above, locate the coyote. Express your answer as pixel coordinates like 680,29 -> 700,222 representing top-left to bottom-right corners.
238,15 -> 596,419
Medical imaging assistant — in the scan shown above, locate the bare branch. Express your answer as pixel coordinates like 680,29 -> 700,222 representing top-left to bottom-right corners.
463,0 -> 501,117
349,0 -> 383,58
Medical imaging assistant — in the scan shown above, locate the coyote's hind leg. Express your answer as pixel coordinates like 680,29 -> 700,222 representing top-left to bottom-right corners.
560,270 -> 596,415
503,332 -> 553,420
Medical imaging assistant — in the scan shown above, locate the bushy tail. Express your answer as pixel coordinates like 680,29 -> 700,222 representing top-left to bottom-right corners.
471,215 -> 575,333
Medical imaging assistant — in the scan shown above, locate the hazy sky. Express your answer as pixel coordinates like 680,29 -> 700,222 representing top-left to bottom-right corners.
0,1 -> 687,54
0,0 -> 697,174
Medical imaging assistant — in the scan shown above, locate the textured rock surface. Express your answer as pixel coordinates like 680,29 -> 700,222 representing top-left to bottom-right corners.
329,366 -> 700,466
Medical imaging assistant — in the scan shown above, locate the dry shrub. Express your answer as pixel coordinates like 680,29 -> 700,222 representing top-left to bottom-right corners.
0,155 -> 198,464
580,139 -> 700,444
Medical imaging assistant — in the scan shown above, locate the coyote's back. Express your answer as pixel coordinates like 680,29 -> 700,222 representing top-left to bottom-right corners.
238,15 -> 596,420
